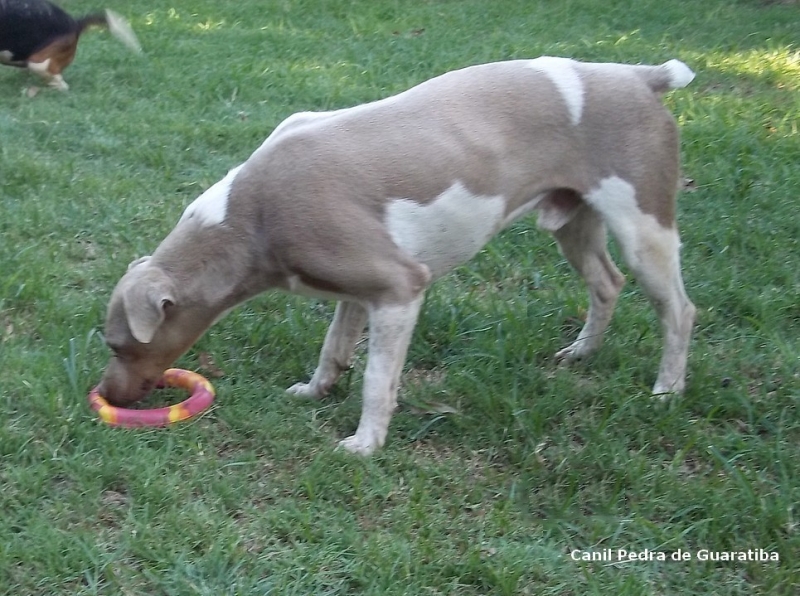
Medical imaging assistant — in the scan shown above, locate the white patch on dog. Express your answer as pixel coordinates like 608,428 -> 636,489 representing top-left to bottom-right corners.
584,175 -> 680,271
386,181 -> 505,278
527,57 -> 584,126
27,59 -> 51,75
583,176 -> 641,238
180,165 -> 243,227
663,59 -> 695,89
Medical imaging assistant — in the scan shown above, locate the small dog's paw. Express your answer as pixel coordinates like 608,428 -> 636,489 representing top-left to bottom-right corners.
337,434 -> 379,456
285,382 -> 323,399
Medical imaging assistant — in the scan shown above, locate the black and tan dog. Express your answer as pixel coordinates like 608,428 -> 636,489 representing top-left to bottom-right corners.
0,0 -> 140,90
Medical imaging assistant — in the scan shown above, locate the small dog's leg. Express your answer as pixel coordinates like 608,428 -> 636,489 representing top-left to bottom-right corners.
553,205 -> 625,362
287,301 -> 368,399
338,293 -> 425,455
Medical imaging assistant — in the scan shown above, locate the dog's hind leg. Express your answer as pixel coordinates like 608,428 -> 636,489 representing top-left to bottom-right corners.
338,292 -> 426,455
619,223 -> 695,395
586,177 -> 695,395
287,301 -> 368,399
553,202 -> 626,363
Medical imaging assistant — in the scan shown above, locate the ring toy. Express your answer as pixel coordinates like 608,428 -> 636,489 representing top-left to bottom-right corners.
88,368 -> 215,427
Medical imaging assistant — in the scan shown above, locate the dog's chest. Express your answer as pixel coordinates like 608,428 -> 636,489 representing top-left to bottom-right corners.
385,181 -> 506,278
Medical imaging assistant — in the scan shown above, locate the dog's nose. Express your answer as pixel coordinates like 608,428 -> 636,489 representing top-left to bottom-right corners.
139,377 -> 157,395
97,372 -> 156,407
100,386 -> 141,407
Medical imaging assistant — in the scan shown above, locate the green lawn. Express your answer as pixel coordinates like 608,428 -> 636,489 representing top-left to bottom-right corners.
1,0 -> 798,593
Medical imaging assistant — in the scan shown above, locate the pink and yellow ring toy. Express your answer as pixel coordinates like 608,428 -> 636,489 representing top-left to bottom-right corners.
88,368 -> 215,427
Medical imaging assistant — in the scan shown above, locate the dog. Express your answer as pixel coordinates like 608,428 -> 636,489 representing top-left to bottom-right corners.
0,0 -> 140,90
98,57 -> 697,455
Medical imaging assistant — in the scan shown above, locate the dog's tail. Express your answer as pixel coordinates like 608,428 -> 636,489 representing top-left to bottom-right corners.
633,59 -> 695,93
76,10 -> 142,53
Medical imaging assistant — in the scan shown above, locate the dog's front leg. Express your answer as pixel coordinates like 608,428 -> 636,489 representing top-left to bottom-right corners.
338,294 -> 425,455
287,301 -> 368,399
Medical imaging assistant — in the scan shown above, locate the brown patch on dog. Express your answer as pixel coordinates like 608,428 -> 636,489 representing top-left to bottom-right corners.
27,34 -> 78,75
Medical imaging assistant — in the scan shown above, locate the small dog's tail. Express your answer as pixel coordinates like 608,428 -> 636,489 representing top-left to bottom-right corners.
633,59 -> 695,93
104,10 -> 142,53
76,10 -> 142,53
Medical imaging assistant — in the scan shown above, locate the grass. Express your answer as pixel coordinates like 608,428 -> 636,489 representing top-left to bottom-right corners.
1,0 -> 798,593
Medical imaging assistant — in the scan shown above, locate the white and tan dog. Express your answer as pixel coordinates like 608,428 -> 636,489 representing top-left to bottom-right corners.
98,57 -> 697,454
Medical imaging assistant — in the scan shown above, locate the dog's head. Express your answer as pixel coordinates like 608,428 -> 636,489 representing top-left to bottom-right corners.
97,258 -> 211,406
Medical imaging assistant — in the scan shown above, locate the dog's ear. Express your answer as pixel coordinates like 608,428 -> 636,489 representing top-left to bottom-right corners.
122,268 -> 176,344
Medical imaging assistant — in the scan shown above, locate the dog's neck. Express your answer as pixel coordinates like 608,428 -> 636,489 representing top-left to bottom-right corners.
148,218 -> 277,314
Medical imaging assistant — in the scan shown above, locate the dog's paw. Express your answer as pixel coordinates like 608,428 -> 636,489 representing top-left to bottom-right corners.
652,379 -> 685,398
285,382 -> 324,400
554,337 -> 602,364
337,434 -> 379,456
554,343 -> 585,364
